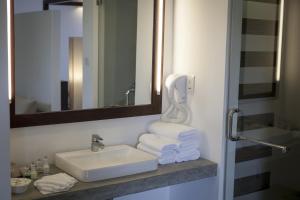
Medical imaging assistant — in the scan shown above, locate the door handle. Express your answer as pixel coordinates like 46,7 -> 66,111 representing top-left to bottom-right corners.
227,108 -> 240,141
227,108 -> 289,153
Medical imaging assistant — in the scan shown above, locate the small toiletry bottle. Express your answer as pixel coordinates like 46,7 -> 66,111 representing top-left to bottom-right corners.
43,156 -> 50,175
22,166 -> 31,179
11,163 -> 21,178
36,158 -> 43,173
30,162 -> 38,180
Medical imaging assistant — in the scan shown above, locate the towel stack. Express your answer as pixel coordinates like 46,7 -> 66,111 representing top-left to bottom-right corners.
137,121 -> 201,164
137,134 -> 177,164
34,173 -> 78,195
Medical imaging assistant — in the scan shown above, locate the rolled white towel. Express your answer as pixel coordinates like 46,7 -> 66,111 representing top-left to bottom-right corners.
137,143 -> 176,165
148,121 -> 200,141
34,173 -> 77,195
176,150 -> 201,163
139,133 -> 178,152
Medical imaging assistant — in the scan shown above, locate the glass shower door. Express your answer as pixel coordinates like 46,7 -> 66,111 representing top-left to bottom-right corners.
226,0 -> 300,199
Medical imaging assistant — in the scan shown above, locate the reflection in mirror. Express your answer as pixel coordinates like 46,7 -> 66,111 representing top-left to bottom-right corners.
14,0 -> 154,114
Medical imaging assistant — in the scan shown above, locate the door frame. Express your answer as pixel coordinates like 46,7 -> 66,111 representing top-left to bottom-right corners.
224,0 -> 243,199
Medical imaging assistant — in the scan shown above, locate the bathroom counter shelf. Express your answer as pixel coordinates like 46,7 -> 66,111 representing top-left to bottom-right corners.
12,158 -> 217,200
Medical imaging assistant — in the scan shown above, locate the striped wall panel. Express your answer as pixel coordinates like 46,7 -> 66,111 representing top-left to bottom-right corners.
234,172 -> 271,197
239,0 -> 279,100
242,19 -> 278,36
242,35 -> 277,52
239,83 -> 277,99
236,145 -> 272,163
234,189 -> 270,200
240,51 -> 277,68
237,113 -> 275,132
238,99 -> 275,116
245,0 -> 280,4
235,158 -> 272,179
240,67 -> 274,84
243,1 -> 278,21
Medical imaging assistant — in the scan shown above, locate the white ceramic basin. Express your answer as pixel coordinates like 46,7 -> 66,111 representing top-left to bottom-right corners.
55,145 -> 158,182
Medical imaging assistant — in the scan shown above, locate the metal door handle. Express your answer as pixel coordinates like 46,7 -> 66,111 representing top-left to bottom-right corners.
227,108 -> 240,141
238,135 -> 289,153
227,108 -> 289,153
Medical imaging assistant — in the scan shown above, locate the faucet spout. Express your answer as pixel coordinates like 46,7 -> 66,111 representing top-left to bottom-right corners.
91,134 -> 104,152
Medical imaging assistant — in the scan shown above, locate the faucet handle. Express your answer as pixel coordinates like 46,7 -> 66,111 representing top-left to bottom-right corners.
92,134 -> 103,142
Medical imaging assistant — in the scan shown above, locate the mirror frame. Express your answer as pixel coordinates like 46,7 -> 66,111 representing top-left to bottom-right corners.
9,0 -> 165,128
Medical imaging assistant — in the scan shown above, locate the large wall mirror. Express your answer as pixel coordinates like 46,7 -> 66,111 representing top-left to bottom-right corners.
9,0 -> 165,128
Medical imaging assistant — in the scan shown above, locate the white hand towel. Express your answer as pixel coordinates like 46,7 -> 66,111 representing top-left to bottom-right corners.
139,133 -> 178,152
176,150 -> 201,163
148,121 -> 200,141
35,183 -> 74,195
35,173 -> 76,187
34,173 -> 78,195
137,143 -> 176,158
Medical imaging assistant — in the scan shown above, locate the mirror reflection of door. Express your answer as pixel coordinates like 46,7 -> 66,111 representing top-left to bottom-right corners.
101,0 -> 137,107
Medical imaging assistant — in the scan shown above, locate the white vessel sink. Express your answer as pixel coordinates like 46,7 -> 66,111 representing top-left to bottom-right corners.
55,145 -> 158,182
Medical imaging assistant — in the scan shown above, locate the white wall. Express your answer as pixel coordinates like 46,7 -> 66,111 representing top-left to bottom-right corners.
172,0 -> 230,199
0,0 -> 11,199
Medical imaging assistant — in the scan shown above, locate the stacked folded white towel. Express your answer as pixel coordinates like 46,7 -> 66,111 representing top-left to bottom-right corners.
137,134 -> 177,164
137,121 -> 201,164
34,173 -> 78,195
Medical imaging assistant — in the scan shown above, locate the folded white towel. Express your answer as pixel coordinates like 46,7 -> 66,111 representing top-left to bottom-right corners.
137,143 -> 176,157
176,150 -> 201,163
137,143 -> 176,165
178,140 -> 199,150
139,133 -> 178,152
34,173 -> 78,195
148,121 -> 200,141
35,183 -> 73,194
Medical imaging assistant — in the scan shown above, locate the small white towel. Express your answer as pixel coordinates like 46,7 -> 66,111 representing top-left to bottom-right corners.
176,150 -> 201,163
148,121 -> 200,141
34,173 -> 78,195
137,143 -> 176,165
139,133 -> 178,152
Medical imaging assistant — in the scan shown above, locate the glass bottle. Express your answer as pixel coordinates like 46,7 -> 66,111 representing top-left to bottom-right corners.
43,156 -> 50,175
30,162 -> 38,180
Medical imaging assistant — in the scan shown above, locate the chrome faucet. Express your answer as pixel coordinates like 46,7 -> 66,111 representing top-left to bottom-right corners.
91,134 -> 104,152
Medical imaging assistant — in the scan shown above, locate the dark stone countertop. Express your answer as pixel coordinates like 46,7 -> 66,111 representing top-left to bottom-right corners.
12,158 -> 217,200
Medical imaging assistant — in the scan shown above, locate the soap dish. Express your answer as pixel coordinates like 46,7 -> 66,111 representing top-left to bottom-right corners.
11,178 -> 32,194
